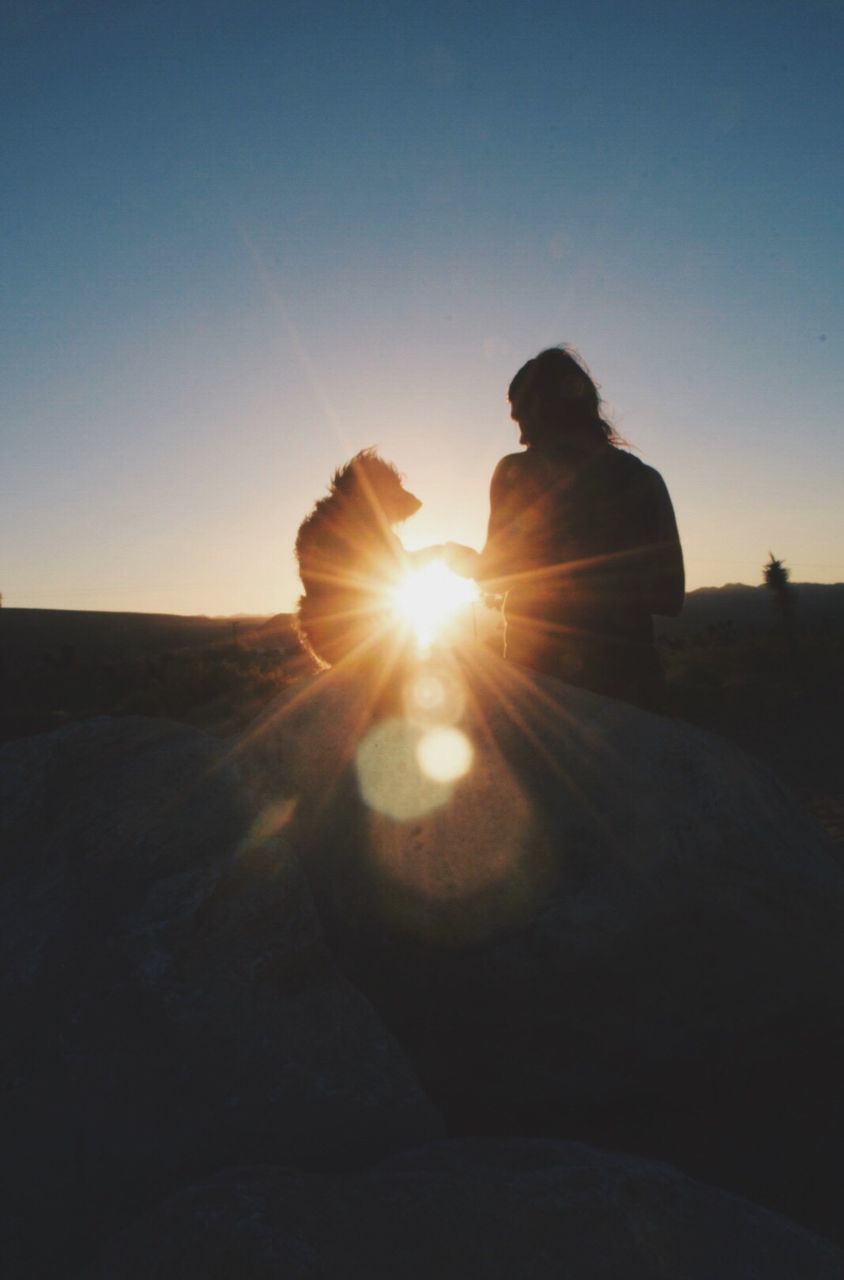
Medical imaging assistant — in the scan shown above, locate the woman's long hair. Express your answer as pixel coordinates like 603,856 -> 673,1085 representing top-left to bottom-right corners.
508,346 -> 625,451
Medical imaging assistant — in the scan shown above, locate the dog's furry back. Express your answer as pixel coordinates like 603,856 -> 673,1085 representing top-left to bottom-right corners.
294,450 -> 421,668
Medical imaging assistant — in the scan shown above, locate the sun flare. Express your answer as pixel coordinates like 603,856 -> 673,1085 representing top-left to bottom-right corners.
391,559 -> 479,649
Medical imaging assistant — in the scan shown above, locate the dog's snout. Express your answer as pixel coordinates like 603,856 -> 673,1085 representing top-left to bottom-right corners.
398,492 -> 422,521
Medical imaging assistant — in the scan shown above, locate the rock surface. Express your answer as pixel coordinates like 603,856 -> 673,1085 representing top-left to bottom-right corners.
0,717 -> 442,1278
88,1138 -> 844,1279
7,644 -> 844,1273
240,649 -> 844,1242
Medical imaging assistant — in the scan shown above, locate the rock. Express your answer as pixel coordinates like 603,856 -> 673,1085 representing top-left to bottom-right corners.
87,1138 -> 844,1278
0,718 -> 442,1278
239,650 -> 844,1242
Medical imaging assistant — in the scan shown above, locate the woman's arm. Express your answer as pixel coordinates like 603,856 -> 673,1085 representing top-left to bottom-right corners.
443,457 -> 523,585
472,455 -> 532,590
636,469 -> 685,616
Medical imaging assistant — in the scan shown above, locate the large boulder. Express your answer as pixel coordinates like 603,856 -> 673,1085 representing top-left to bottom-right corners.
88,1138 -> 843,1278
0,718 -> 442,1278
239,650 -> 844,1241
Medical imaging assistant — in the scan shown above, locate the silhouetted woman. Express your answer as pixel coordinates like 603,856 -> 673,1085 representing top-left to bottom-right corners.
450,347 -> 684,709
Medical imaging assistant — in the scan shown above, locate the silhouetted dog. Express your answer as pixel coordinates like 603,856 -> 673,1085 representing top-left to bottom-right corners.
294,449 -> 422,668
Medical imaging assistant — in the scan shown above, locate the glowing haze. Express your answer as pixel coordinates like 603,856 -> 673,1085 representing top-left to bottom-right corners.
2,1 -> 842,615
392,561 -> 479,651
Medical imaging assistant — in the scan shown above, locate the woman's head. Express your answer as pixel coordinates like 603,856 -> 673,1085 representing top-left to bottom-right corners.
508,346 -> 618,452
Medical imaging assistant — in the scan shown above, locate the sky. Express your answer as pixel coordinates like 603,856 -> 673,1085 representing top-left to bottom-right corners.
2,0 -> 842,616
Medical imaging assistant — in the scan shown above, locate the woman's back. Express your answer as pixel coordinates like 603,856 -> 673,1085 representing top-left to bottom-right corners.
481,442 -> 683,706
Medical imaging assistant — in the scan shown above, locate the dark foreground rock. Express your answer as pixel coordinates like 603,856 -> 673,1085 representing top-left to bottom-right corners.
88,1138 -> 843,1279
240,650 -> 844,1243
0,718 -> 441,1278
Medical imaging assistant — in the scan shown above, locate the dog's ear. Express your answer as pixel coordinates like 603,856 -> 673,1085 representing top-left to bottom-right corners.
330,459 -> 357,495
332,448 -> 381,497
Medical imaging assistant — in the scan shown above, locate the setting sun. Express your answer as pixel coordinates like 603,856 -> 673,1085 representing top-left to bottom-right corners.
391,560 -> 479,650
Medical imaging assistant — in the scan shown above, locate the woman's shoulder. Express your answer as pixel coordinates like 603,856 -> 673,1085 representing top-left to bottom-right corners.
490,451 -> 533,491
493,449 -> 563,484
593,447 -> 666,491
493,450 -> 530,474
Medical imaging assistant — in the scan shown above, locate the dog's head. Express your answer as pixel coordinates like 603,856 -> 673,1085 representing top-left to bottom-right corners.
332,449 -> 421,525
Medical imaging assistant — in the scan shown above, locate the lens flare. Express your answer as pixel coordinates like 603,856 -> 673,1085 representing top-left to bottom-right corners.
356,718 -> 455,820
391,559 -> 478,649
404,664 -> 466,725
416,726 -> 473,783
249,797 -> 297,841
408,673 -> 446,714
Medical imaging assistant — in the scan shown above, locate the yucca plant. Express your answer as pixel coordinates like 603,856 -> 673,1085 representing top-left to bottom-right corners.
763,552 -> 796,655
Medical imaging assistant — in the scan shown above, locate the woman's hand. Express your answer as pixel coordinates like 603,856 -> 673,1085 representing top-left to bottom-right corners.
407,544 -> 447,566
443,543 -> 481,578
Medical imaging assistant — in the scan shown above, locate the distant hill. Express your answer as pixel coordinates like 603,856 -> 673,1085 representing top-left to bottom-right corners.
656,583 -> 844,636
0,608 -> 303,743
242,613 -> 299,650
0,608 -> 296,660
2,586 -> 842,661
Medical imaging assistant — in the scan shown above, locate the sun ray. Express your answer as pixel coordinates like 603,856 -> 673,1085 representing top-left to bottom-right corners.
458,643 -> 635,850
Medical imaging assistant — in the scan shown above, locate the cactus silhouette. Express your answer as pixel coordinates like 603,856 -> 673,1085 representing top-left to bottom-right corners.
763,553 -> 795,652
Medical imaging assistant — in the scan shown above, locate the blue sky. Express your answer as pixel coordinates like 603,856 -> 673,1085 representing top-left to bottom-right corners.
2,0 -> 842,613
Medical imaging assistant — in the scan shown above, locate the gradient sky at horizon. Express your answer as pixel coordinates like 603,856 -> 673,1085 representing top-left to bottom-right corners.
2,0 -> 842,616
